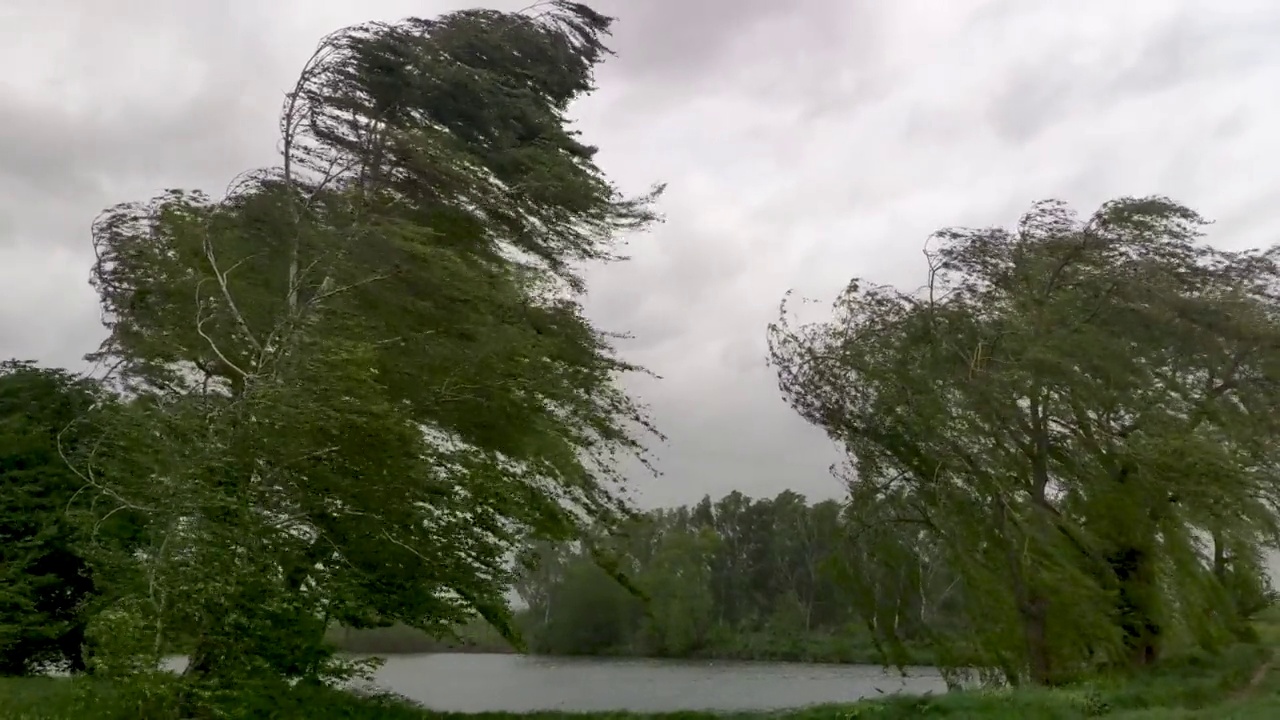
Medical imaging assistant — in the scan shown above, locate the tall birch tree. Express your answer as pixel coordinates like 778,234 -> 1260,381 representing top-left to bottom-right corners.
80,1 -> 662,690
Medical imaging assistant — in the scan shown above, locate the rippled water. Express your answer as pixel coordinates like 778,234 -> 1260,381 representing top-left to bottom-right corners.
161,652 -> 946,712
362,653 -> 947,712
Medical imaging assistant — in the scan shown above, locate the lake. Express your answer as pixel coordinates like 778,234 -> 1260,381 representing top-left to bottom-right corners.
354,653 -> 948,713
159,653 -> 948,712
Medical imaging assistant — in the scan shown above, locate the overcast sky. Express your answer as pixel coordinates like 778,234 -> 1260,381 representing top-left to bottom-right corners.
2,0 -> 1279,509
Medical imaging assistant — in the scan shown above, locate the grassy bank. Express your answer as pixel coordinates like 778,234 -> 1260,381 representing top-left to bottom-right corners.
3,641 -> 1278,720
7,611 -> 1280,719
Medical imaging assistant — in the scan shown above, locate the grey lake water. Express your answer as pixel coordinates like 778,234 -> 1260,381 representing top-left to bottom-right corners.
352,653 -> 946,713
161,653 -> 947,712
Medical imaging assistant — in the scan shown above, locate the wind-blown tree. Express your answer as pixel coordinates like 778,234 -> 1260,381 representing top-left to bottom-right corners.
80,1 -> 661,692
769,198 -> 1280,685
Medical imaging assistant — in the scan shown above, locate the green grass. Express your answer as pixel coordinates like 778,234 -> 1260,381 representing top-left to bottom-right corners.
0,675 -> 1277,719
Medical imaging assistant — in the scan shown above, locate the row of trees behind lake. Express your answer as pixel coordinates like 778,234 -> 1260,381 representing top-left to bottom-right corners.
335,490 -> 929,664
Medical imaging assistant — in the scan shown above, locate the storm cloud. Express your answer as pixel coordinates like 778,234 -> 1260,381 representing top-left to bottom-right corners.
3,0 -> 1279,507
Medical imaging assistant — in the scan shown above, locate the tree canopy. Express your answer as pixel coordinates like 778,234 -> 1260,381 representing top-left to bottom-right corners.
769,197 -> 1280,684
73,0 -> 663,696
0,362 -> 140,675
516,490 -> 881,661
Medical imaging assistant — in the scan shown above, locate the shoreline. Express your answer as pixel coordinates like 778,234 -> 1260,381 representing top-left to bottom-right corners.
4,650 -> 1278,720
7,639 -> 1278,718
327,633 -> 942,667
350,648 -> 947,674
12,611 -> 1280,718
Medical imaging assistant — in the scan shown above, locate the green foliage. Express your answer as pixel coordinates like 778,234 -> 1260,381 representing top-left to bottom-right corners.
63,1 -> 663,710
0,361 -> 139,676
295,2 -> 662,290
322,616 -> 515,655
514,491 -> 945,663
636,525 -> 718,655
769,197 -> 1280,684
536,557 -> 641,655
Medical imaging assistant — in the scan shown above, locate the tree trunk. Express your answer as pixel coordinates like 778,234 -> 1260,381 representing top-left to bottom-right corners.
182,632 -> 228,681
1020,596 -> 1053,685
1110,546 -> 1161,667
997,503 -> 1054,685
1212,531 -> 1227,581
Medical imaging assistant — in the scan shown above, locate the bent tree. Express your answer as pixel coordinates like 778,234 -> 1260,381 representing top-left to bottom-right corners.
80,1 -> 662,691
769,198 -> 1280,685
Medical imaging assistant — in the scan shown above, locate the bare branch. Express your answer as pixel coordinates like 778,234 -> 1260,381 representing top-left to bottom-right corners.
57,417 -> 154,514
202,231 -> 263,355
307,272 -> 391,307
194,277 -> 252,381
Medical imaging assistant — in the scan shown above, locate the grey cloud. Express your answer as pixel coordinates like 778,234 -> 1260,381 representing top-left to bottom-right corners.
1107,16 -> 1200,99
588,0 -> 878,119
6,0 -> 1280,511
1107,9 -> 1280,101
0,244 -> 101,367
986,68 -> 1081,146
0,15 -> 282,251
1213,111 -> 1250,141
622,353 -> 843,507
590,0 -> 793,80
585,196 -> 763,354
983,1 -> 1280,146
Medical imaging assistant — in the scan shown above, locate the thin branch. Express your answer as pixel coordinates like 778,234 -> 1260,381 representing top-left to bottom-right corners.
203,234 -> 263,354
57,418 -> 155,513
194,278 -> 252,381
307,272 -> 391,306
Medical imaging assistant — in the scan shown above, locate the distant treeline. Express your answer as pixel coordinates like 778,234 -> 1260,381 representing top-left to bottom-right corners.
512,490 -> 949,664
330,491 -> 949,664
324,621 -> 514,655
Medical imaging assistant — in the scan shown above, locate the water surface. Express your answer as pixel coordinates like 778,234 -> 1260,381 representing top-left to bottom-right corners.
363,653 -> 947,713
